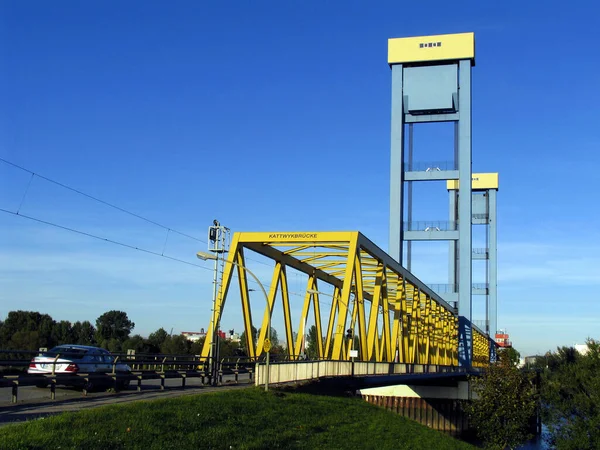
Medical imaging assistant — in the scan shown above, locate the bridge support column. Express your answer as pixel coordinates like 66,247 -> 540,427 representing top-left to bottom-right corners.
360,382 -> 472,436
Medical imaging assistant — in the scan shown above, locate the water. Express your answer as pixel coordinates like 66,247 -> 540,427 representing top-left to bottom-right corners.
517,425 -> 551,450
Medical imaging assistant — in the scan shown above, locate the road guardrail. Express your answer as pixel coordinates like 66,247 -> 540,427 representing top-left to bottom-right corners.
0,350 -> 257,403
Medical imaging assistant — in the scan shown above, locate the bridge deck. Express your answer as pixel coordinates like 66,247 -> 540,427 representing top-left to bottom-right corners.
254,360 -> 477,390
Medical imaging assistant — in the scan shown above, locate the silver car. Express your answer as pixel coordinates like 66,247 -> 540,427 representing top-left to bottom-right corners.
28,344 -> 132,389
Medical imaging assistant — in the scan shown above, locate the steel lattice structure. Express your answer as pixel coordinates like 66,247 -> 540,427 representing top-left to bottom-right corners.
200,231 -> 490,367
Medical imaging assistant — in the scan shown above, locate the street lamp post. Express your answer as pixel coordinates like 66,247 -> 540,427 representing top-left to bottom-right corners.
196,251 -> 271,392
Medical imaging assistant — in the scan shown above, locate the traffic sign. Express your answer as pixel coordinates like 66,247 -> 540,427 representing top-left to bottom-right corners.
264,339 -> 272,352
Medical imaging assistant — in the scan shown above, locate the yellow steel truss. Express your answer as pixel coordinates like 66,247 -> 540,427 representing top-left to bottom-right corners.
201,231 -> 468,365
472,326 -> 490,368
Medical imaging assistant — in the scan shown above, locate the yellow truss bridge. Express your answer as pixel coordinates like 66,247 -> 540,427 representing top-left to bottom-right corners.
200,232 -> 490,368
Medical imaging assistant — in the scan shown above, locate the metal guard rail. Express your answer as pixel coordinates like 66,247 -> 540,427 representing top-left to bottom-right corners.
0,353 -> 256,404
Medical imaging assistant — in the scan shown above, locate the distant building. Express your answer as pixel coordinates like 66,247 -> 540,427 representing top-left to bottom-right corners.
182,328 -> 235,342
495,330 -> 512,348
575,344 -> 589,355
225,329 -> 241,343
524,355 -> 542,366
181,328 -> 206,342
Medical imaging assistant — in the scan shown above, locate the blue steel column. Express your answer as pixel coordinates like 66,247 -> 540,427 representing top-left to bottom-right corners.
406,124 -> 413,270
457,59 -> 472,367
448,189 -> 457,295
449,121 -> 458,300
389,64 -> 404,263
488,188 -> 498,344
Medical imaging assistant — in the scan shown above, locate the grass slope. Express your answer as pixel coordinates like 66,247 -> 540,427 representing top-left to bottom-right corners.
0,388 -> 475,449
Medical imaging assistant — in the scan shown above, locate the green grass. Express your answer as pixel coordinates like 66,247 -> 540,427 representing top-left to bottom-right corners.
0,388 -> 475,450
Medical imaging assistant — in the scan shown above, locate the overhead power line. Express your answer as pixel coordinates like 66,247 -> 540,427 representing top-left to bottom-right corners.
1,157 -> 322,305
0,157 -> 206,244
1,207 -> 320,306
1,208 -> 340,339
0,207 -> 312,297
1,157 -> 293,272
0,207 -> 209,270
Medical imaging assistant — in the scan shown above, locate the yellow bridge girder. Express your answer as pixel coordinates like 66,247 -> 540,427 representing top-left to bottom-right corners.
472,327 -> 491,368
200,231 -> 487,366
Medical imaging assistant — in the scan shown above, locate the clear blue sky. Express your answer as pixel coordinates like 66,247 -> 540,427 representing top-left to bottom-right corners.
1,1 -> 598,356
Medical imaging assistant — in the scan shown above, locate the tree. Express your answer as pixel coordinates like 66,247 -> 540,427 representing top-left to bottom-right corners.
95,310 -> 134,344
257,327 -> 279,346
542,339 -> 600,449
8,330 -> 41,351
498,346 -> 521,367
270,328 -> 279,346
190,337 -> 205,356
306,325 -> 321,359
52,320 -> 74,345
216,337 -> 242,359
239,326 -> 258,356
72,321 -> 96,345
122,334 -> 150,354
0,311 -> 56,350
147,328 -> 169,353
465,350 -> 537,449
269,343 -> 286,360
102,338 -> 122,353
160,335 -> 192,355
548,345 -> 578,369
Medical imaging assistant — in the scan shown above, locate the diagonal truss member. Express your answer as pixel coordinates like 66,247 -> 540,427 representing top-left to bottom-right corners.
200,231 -> 489,366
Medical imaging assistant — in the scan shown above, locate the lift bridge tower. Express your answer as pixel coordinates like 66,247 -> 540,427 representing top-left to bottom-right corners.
387,32 -> 477,367
448,174 -> 498,344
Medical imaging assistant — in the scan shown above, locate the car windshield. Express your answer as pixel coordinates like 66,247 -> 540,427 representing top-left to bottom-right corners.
42,346 -> 89,358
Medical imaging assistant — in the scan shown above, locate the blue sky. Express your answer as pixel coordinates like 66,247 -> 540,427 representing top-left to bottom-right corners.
1,1 -> 598,356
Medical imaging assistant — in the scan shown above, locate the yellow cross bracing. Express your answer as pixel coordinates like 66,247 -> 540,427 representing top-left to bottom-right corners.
472,326 -> 490,368
200,231 -> 470,365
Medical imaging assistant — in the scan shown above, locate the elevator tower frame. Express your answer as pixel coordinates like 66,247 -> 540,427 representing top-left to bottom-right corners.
388,32 -> 475,367
448,174 -> 498,344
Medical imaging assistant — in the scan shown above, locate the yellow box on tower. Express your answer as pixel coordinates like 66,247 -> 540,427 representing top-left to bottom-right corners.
388,32 -> 475,66
447,173 -> 499,190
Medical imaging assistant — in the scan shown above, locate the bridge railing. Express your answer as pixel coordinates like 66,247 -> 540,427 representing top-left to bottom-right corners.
405,160 -> 457,172
403,221 -> 457,231
254,360 -> 467,386
0,349 -> 208,374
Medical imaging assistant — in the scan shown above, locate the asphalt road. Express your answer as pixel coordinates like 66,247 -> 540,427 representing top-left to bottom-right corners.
0,374 -> 253,426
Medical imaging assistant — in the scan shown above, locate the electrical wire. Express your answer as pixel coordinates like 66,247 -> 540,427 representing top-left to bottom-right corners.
1,162 -> 342,338
0,157 -> 205,244
2,175 -> 330,316
1,206 -> 315,301
17,173 -> 34,214
1,157 -> 288,293
0,207 -> 211,271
